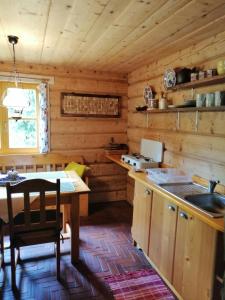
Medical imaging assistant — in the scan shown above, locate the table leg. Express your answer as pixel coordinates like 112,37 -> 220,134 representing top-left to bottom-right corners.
70,194 -> 80,265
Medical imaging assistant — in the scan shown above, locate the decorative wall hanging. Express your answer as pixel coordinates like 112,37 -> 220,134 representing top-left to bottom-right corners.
61,93 -> 120,117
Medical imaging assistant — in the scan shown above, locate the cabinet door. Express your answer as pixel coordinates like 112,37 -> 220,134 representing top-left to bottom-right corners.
148,192 -> 177,282
173,209 -> 217,300
131,181 -> 152,254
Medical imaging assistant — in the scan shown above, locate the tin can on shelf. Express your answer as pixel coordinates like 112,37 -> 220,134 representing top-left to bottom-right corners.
206,69 -> 217,77
147,99 -> 159,109
198,71 -> 206,80
190,73 -> 198,81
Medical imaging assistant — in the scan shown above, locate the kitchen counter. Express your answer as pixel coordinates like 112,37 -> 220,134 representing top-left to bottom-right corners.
106,154 -> 224,232
129,171 -> 224,232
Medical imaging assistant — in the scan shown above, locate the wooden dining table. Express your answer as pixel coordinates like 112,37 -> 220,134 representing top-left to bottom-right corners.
0,170 -> 90,265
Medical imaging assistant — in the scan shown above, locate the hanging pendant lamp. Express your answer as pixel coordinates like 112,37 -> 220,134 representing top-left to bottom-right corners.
2,35 -> 28,120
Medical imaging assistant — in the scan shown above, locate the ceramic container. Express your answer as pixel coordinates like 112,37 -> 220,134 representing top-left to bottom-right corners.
206,93 -> 215,107
217,60 -> 225,75
159,97 -> 168,109
196,93 -> 206,107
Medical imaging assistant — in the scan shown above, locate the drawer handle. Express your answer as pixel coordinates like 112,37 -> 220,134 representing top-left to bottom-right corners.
145,189 -> 151,195
179,211 -> 188,220
168,205 -> 176,212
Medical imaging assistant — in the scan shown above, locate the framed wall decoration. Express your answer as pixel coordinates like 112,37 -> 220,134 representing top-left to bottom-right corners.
61,92 -> 120,117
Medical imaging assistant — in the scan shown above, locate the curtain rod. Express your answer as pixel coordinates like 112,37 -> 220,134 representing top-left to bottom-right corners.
0,72 -> 54,84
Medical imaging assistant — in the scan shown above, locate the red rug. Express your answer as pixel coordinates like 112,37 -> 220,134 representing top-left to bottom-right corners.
104,268 -> 176,300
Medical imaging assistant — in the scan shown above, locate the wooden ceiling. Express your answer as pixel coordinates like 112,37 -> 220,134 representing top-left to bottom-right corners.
1,0 -> 225,73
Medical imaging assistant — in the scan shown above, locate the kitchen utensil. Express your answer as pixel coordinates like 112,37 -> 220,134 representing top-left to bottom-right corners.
136,105 -> 147,111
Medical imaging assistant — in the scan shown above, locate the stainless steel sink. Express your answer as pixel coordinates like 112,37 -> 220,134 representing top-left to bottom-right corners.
184,193 -> 225,218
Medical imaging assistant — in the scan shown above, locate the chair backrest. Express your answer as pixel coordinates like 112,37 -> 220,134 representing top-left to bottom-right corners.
6,179 -> 60,234
0,153 -> 85,173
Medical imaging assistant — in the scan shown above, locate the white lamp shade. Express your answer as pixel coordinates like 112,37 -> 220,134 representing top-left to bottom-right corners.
3,87 -> 28,109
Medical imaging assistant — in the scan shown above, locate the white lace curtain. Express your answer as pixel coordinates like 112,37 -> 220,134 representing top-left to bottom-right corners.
38,82 -> 49,153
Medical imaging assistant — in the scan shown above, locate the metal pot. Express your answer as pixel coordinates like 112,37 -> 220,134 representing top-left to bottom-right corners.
175,68 -> 192,84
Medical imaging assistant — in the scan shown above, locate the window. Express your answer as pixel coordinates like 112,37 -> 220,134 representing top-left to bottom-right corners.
0,81 -> 39,154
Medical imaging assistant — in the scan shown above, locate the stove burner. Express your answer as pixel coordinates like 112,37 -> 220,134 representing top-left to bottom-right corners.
131,153 -> 151,161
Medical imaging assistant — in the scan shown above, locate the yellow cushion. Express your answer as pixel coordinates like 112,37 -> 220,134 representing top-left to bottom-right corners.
64,162 -> 87,177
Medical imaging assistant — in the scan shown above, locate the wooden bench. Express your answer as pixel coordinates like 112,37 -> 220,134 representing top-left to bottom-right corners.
0,153 -> 90,231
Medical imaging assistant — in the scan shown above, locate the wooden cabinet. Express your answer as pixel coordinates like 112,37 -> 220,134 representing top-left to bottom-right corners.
148,192 -> 177,282
173,208 -> 217,300
131,181 -> 152,253
131,180 -> 218,300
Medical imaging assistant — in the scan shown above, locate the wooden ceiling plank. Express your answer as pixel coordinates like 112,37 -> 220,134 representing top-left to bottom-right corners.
40,0 -> 75,64
0,0 -> 50,63
78,0 -> 190,69
76,0 -> 169,68
77,0 -> 197,67
127,29 -> 225,84
95,1 -> 225,71
100,1 -> 223,71
68,0 -> 134,64
113,11 -> 225,73
0,20 -> 11,61
49,0 -> 110,65
0,0 -> 225,72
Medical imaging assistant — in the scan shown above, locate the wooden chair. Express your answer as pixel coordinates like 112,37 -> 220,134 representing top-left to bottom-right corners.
6,178 -> 61,289
0,218 -> 4,270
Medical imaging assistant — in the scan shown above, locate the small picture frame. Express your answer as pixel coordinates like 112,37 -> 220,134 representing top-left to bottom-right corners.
61,92 -> 120,118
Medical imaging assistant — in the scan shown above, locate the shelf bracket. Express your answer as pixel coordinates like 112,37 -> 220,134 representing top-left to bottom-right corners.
195,111 -> 199,132
176,112 -> 180,131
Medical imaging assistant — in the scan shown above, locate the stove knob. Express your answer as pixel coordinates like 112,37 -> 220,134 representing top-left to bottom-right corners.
122,157 -> 125,161
128,160 -> 130,164
133,162 -> 136,166
145,158 -> 150,161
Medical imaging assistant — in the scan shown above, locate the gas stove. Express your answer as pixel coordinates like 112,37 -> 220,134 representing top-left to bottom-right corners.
121,139 -> 163,170
121,154 -> 158,169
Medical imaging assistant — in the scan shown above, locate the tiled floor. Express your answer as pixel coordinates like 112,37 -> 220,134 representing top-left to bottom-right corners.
0,201 -> 151,299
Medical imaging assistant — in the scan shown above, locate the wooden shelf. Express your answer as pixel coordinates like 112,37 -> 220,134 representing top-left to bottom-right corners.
167,74 -> 225,91
134,106 -> 225,114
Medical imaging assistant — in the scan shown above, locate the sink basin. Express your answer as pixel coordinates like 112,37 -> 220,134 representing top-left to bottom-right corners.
184,193 -> 225,218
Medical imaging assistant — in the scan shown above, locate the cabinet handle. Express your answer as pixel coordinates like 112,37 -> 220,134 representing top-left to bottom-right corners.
179,211 -> 188,220
145,189 -> 151,195
168,205 -> 176,212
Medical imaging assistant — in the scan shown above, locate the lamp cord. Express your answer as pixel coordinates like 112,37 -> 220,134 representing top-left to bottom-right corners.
12,42 -> 18,87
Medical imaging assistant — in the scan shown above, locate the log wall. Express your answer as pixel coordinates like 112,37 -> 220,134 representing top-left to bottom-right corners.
0,62 -> 128,203
128,30 -> 225,197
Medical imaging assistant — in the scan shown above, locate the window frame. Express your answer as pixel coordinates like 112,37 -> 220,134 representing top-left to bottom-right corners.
0,82 -> 40,154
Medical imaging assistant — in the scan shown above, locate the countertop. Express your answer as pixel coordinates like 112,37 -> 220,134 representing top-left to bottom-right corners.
106,154 -> 224,232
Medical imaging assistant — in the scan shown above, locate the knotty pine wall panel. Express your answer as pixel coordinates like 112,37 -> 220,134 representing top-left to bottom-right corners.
128,30 -> 225,186
0,62 -> 128,203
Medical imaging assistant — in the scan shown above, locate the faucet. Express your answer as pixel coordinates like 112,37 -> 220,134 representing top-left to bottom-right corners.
208,180 -> 220,193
